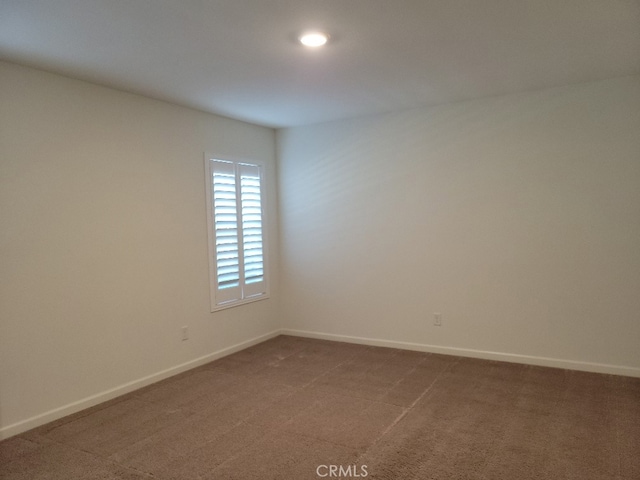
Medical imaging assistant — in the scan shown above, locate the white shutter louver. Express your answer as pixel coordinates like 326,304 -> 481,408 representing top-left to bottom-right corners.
207,158 -> 267,309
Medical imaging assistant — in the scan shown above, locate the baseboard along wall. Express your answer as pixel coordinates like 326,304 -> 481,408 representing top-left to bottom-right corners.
281,329 -> 640,379
3,327 -> 639,440
0,330 -> 280,440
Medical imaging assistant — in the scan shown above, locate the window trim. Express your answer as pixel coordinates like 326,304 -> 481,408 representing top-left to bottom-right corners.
204,154 -> 270,312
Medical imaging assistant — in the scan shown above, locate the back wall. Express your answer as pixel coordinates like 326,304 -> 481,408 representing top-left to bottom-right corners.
278,75 -> 640,376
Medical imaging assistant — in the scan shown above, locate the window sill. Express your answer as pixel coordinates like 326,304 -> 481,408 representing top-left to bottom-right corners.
211,293 -> 270,312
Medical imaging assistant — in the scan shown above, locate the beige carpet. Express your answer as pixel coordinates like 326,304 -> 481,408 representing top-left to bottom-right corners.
1,335 -> 638,479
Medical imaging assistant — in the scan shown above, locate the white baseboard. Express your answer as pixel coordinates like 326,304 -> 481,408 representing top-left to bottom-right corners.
281,328 -> 640,378
4,327 -> 638,440
0,329 -> 280,441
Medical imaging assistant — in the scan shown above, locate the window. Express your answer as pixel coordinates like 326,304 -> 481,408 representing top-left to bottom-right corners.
205,156 -> 268,310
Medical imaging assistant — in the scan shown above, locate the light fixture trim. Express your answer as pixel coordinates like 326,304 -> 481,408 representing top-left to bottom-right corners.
299,31 -> 329,48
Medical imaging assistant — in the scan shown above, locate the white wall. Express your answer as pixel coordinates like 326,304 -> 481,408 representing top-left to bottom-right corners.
2,61 -> 639,441
0,61 -> 280,438
278,75 -> 640,376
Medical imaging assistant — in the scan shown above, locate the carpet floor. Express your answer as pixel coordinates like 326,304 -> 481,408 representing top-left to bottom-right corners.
1,335 -> 638,479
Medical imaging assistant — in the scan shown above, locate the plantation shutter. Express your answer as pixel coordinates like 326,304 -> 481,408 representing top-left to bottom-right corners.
208,159 -> 266,308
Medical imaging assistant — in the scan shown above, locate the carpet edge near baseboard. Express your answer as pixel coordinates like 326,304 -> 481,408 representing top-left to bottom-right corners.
4,328 -> 638,441
281,328 -> 640,379
0,329 -> 281,441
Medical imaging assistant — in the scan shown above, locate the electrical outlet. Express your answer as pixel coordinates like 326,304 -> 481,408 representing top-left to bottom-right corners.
433,313 -> 442,327
181,326 -> 189,341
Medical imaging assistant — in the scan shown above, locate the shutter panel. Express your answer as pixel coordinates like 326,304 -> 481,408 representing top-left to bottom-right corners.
239,164 -> 266,297
211,160 -> 241,304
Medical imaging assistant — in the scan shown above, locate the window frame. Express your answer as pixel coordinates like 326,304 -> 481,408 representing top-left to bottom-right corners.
204,154 -> 269,312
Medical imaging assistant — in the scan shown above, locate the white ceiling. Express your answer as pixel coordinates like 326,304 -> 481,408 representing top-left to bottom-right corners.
1,0 -> 639,128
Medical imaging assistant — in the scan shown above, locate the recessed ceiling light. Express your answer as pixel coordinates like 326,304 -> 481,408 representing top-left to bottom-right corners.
299,31 -> 329,48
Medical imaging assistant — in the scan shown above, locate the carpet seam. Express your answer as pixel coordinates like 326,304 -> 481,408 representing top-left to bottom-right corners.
353,356 -> 462,466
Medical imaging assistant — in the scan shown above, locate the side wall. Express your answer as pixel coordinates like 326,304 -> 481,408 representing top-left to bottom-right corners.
278,75 -> 640,376
0,61 -> 280,438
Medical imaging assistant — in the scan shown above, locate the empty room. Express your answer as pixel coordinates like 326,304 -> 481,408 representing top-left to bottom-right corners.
1,1 -> 639,479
